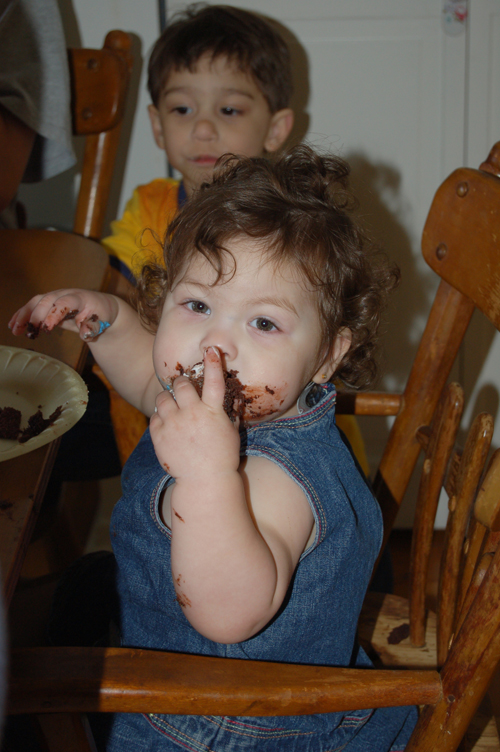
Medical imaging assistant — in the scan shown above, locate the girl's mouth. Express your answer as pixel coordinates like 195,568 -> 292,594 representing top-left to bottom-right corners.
156,363 -> 287,423
157,362 -> 248,422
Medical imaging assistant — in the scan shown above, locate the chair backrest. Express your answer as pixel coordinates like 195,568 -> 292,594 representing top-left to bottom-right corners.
406,382 -> 464,648
68,31 -> 144,469
358,142 -> 500,546
401,381 -> 496,665
407,441 -> 500,751
69,30 -> 133,240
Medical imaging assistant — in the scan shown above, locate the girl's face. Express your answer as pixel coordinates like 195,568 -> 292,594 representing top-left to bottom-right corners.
153,236 -> 348,423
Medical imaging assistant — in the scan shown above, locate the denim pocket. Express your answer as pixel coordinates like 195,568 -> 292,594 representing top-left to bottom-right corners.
145,709 -> 374,752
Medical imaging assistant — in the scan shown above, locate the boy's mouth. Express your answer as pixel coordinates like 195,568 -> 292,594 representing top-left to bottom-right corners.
191,155 -> 219,166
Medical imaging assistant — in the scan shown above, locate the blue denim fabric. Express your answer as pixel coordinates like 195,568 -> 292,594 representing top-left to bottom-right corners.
93,703 -> 415,751
105,383 -> 417,751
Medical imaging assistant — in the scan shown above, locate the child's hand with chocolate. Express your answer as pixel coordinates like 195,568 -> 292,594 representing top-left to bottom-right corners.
150,346 -> 241,481
8,289 -> 119,341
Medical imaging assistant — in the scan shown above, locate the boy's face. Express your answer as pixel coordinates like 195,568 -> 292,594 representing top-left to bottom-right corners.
153,236 -> 350,423
148,54 -> 293,196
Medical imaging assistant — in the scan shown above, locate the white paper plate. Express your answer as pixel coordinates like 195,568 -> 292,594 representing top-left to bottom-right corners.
0,346 -> 88,462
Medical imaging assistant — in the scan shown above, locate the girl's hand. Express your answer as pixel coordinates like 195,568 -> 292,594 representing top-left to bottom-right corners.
8,289 -> 119,341
150,346 -> 241,480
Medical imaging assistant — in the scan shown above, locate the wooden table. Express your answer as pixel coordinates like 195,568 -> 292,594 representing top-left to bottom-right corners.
0,229 -> 109,605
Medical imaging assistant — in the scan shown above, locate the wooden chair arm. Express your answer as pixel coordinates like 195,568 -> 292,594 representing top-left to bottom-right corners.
336,391 -> 402,416
8,647 -> 441,716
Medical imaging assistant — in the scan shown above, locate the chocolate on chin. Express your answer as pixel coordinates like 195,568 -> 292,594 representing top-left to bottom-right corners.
175,361 -> 251,422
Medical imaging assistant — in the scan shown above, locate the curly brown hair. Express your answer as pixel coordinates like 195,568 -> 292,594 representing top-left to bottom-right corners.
136,144 -> 399,388
147,4 -> 292,113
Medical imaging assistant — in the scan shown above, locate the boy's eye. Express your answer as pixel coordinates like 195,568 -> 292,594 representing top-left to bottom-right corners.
186,300 -> 210,314
220,106 -> 241,116
172,106 -> 192,115
250,317 -> 277,332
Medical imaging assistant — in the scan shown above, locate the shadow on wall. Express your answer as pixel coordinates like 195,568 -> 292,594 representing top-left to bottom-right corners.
345,153 -> 437,476
347,157 -> 500,523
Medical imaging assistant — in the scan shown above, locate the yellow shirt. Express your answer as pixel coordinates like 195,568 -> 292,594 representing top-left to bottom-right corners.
102,178 -> 181,280
102,177 -> 369,476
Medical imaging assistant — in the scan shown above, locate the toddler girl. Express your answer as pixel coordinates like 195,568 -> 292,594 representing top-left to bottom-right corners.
10,145 -> 417,751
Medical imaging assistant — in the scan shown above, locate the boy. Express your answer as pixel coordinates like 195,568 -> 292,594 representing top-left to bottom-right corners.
103,4 -> 294,299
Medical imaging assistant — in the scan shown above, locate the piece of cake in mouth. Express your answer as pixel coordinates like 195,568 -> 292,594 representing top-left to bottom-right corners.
175,361 -> 251,422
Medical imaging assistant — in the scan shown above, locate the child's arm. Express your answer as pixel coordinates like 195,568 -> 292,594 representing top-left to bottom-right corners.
9,289 -> 161,416
151,346 -> 314,644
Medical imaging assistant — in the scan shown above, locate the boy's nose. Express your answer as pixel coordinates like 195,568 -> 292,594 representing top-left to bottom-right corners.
192,117 -> 218,141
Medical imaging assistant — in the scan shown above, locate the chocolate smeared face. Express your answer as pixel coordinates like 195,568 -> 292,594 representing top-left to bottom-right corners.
160,361 -> 288,425
153,237 -> 333,424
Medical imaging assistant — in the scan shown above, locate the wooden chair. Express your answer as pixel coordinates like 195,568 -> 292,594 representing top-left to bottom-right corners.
8,385 -> 500,752
11,148 -> 500,747
358,382 -> 500,749
70,30 -> 132,241
337,141 -> 500,554
23,32 -> 141,568
69,29 -> 149,468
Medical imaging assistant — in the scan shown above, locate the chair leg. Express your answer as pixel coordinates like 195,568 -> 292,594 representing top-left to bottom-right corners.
36,713 -> 96,752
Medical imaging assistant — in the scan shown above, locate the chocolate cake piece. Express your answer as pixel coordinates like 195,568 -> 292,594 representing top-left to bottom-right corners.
19,405 -> 63,443
176,362 -> 249,422
0,407 -> 22,439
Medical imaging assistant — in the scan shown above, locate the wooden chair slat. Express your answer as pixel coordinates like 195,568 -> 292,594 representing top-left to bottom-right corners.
475,451 -> 500,531
437,413 -> 494,665
409,383 -> 464,646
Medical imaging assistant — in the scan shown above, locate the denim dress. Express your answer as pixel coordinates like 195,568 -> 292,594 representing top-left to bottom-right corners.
101,383 -> 417,751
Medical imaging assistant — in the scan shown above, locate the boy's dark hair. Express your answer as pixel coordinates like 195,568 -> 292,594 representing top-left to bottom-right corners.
136,144 -> 399,389
147,4 -> 293,114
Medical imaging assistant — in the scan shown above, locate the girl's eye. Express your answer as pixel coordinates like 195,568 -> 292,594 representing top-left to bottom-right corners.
251,317 -> 277,332
186,300 -> 210,314
220,106 -> 241,116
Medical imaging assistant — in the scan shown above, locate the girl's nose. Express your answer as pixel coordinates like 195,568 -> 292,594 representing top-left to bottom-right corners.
200,327 -> 237,364
192,117 -> 218,141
